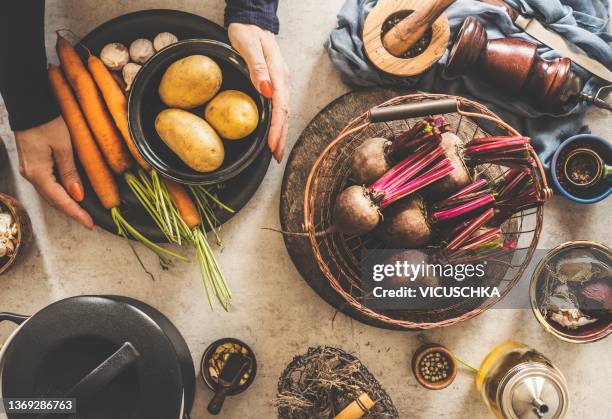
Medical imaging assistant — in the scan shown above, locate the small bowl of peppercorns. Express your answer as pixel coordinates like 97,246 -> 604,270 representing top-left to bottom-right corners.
411,343 -> 457,390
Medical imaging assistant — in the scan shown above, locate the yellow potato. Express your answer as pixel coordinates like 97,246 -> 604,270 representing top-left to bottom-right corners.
155,109 -> 224,172
205,90 -> 259,140
159,55 -> 222,109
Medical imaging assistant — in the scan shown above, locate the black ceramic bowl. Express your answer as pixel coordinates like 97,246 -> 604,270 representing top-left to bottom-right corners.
128,39 -> 271,185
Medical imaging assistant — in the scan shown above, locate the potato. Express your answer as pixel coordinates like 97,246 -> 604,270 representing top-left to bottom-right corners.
155,109 -> 224,172
205,90 -> 259,140
159,55 -> 222,109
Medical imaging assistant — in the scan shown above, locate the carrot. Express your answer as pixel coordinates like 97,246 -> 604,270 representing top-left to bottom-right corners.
163,178 -> 231,310
88,55 -> 151,170
56,34 -> 132,174
163,179 -> 200,229
48,64 -> 120,210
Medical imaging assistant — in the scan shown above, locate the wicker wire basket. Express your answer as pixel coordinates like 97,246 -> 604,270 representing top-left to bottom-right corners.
303,93 -> 552,330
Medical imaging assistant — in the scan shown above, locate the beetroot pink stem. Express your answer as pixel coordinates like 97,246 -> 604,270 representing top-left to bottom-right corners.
460,227 -> 503,250
432,192 -> 495,222
446,178 -> 488,201
467,136 -> 528,147
466,137 -> 529,154
498,169 -> 530,200
446,208 -> 495,250
371,141 -> 442,193
380,158 -> 454,208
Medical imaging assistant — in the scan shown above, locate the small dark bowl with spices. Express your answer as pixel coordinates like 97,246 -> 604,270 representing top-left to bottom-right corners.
200,337 -> 257,395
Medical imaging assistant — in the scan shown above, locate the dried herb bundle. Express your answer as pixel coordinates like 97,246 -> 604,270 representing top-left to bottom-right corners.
275,347 -> 398,419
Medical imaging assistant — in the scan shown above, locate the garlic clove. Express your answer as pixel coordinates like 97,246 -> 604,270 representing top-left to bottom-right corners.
122,62 -> 142,91
0,212 -> 12,235
0,237 -> 13,258
129,38 -> 155,64
9,222 -> 17,238
100,43 -> 130,71
153,32 -> 178,52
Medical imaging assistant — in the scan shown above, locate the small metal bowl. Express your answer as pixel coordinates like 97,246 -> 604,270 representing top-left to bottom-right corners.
200,337 -> 257,396
530,241 -> 612,344
128,39 -> 271,185
0,193 -> 32,275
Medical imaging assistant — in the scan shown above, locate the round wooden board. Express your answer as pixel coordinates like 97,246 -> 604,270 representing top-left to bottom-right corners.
280,87 -> 410,331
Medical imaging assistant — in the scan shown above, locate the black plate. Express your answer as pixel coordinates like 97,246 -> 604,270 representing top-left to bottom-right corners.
129,39 -> 271,185
79,10 -> 272,241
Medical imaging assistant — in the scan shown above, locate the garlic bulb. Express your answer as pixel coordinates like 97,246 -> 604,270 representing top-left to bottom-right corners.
122,62 -> 142,91
153,32 -> 178,51
129,38 -> 155,64
0,211 -> 17,259
100,43 -> 130,70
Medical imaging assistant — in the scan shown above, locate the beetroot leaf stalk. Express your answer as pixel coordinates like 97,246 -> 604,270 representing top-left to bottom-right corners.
387,116 -> 447,161
464,136 -> 536,168
431,180 -> 495,223
370,140 -> 454,208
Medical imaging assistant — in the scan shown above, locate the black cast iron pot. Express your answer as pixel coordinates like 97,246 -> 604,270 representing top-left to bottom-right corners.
0,296 -> 195,419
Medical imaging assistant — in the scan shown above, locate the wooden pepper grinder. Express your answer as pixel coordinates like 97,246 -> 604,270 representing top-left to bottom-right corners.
446,16 -> 583,109
383,0 -> 456,57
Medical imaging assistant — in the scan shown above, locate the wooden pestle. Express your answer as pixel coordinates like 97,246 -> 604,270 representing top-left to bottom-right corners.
382,0 -> 456,57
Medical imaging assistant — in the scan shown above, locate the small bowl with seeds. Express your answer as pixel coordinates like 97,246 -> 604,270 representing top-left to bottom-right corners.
411,343 -> 457,390
201,337 -> 257,396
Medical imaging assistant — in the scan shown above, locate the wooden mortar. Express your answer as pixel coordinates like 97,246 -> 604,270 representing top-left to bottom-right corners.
363,0 -> 452,77
383,0 -> 456,56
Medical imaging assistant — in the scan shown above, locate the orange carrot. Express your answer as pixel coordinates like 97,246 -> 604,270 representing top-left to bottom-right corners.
88,55 -> 151,170
56,34 -> 132,174
48,64 -> 120,210
163,179 -> 201,229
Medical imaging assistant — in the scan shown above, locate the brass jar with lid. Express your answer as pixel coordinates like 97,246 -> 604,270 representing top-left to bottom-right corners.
476,342 -> 569,419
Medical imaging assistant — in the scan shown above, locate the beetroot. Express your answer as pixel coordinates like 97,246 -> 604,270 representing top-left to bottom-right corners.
351,137 -> 391,185
333,142 -> 454,236
333,185 -> 380,236
428,133 -> 536,198
379,195 -> 431,248
428,132 -> 472,198
350,117 -> 447,185
384,250 -> 440,290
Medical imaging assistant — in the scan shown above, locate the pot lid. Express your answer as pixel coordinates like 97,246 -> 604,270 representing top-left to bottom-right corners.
500,364 -> 569,419
1,296 -> 184,419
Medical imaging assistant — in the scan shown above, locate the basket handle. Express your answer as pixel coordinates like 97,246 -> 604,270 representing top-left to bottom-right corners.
368,99 -> 459,122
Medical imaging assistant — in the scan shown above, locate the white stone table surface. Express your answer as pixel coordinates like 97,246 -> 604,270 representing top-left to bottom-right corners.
0,1 -> 610,418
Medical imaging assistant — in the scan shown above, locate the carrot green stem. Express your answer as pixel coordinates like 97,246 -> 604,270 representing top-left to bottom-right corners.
192,228 -> 231,311
111,207 -> 188,261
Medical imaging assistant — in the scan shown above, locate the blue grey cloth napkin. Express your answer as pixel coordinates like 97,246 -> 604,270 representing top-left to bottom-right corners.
326,0 -> 612,169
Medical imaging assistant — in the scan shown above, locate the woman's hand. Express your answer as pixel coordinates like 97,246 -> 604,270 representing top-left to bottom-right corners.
228,23 -> 289,162
15,116 -> 94,229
